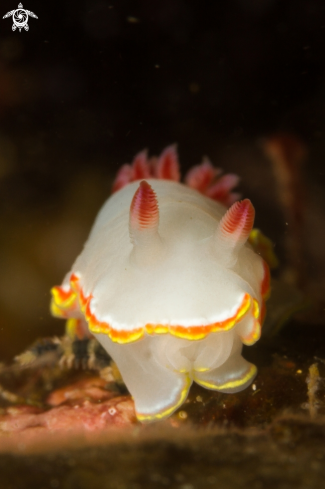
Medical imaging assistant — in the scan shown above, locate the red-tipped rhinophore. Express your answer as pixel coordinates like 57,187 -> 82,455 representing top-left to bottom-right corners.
213,199 -> 255,267
130,181 -> 159,231
219,199 -> 255,244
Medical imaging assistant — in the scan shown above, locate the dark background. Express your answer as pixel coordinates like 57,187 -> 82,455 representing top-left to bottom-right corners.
0,0 -> 325,360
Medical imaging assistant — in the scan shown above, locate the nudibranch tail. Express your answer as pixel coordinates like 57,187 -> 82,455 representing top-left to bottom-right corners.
129,181 -> 162,265
214,199 -> 255,266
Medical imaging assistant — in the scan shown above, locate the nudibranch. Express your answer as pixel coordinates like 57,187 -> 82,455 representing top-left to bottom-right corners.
51,146 -> 270,422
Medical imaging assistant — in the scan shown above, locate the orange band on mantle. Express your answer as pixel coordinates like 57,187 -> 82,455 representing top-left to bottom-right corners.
51,274 -> 260,344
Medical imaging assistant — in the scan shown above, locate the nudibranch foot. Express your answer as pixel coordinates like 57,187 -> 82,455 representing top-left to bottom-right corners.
194,356 -> 257,394
193,335 -> 256,393
97,333 -> 191,422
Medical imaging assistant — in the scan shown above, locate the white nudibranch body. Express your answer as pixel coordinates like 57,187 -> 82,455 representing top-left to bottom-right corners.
51,147 -> 270,422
